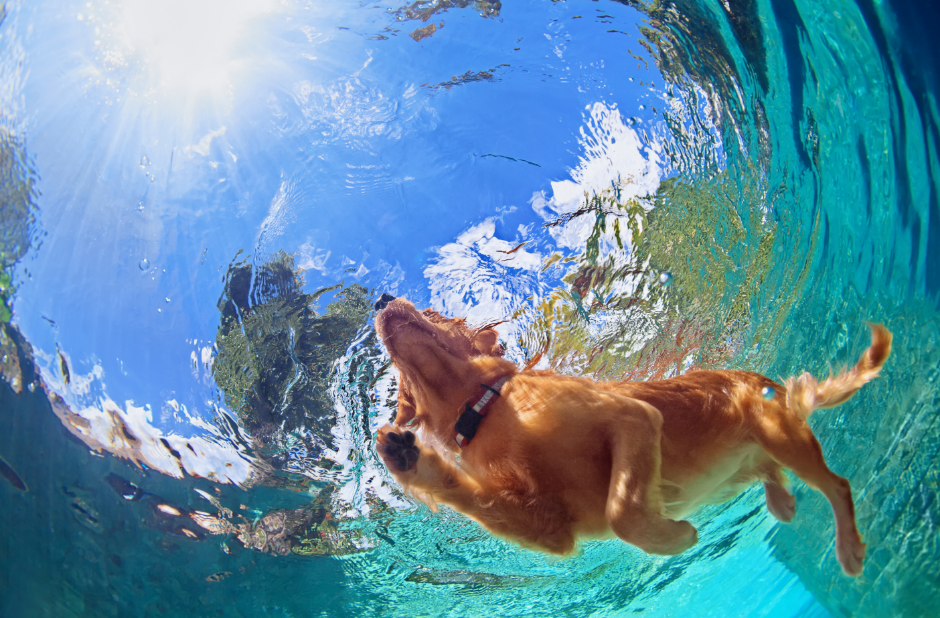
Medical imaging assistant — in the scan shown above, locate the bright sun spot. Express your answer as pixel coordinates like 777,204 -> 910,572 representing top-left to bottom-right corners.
117,0 -> 276,93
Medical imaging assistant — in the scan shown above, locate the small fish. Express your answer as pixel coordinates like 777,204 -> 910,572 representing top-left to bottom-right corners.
178,527 -> 203,540
69,501 -> 101,529
205,571 -> 232,583
105,473 -> 144,501
374,530 -> 396,546
405,567 -> 527,588
156,538 -> 180,554
194,488 -> 224,512
0,455 -> 27,492
57,348 -> 70,385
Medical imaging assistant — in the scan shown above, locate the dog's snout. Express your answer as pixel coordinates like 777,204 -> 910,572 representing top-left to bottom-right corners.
375,293 -> 396,311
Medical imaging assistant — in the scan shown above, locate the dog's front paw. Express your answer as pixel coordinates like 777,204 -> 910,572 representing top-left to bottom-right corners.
377,427 -> 420,472
764,482 -> 796,523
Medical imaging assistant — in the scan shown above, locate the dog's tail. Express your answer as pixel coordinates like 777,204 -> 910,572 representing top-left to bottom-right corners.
785,323 -> 892,420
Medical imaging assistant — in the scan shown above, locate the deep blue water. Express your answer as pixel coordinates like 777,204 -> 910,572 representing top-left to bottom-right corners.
0,0 -> 938,616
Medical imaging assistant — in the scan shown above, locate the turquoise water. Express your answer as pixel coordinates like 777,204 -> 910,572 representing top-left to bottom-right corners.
0,0 -> 937,616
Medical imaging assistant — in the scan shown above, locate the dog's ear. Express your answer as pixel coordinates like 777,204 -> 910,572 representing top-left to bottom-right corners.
473,328 -> 504,357
422,308 -> 446,323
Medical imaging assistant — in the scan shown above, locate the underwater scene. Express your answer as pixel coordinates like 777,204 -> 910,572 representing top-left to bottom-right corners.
0,0 -> 938,616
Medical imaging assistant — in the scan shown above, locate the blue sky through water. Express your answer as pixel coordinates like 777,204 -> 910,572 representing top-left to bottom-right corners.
14,0 -> 663,443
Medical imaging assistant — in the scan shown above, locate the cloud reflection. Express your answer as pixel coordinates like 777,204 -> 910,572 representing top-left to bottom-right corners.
425,102 -> 661,329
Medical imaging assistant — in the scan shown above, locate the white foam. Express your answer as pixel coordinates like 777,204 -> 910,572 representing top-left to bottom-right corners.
40,360 -> 254,486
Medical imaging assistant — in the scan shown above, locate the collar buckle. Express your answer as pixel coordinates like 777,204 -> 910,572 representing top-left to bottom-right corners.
453,376 -> 509,449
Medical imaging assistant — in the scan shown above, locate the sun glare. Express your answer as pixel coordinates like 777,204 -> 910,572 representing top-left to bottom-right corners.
116,0 -> 276,93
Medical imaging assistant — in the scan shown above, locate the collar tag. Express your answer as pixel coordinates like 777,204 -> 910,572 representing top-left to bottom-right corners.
454,376 -> 509,448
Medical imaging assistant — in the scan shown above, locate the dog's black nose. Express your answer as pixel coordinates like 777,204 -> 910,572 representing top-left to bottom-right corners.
375,293 -> 396,311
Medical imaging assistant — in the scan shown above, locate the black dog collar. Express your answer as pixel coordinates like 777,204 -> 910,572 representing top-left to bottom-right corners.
454,376 -> 510,449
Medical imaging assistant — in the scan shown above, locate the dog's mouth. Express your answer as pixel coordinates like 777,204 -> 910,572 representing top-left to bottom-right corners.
376,298 -> 463,373
375,296 -> 503,366
375,299 -> 437,353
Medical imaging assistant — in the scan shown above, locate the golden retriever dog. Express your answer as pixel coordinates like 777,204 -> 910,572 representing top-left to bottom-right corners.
373,295 -> 891,577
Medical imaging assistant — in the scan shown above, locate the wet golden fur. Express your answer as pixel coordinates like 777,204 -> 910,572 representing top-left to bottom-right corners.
375,298 -> 891,576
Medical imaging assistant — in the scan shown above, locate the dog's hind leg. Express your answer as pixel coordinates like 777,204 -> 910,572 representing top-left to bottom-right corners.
762,466 -> 796,523
754,324 -> 888,574
754,415 -> 864,576
605,399 -> 698,555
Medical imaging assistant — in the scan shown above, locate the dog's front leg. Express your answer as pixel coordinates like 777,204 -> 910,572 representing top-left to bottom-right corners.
605,399 -> 698,555
376,425 -> 574,553
374,426 -> 491,523
376,425 -> 452,493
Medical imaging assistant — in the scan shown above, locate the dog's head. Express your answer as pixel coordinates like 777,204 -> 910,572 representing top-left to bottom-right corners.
375,297 -> 510,428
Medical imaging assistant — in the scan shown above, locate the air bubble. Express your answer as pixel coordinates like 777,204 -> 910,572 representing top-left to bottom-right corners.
658,272 -> 673,286
137,201 -> 145,212
140,156 -> 149,167
761,386 -> 776,400
165,297 -> 171,303
139,258 -> 150,271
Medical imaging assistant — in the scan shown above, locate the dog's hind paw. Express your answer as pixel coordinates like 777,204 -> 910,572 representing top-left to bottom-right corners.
837,532 -> 866,577
378,428 -> 420,472
764,482 -> 796,523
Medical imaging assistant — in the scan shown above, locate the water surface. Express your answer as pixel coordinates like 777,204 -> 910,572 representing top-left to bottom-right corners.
0,0 -> 938,616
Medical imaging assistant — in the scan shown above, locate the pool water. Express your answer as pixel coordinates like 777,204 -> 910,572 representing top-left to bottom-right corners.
0,0 -> 937,616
